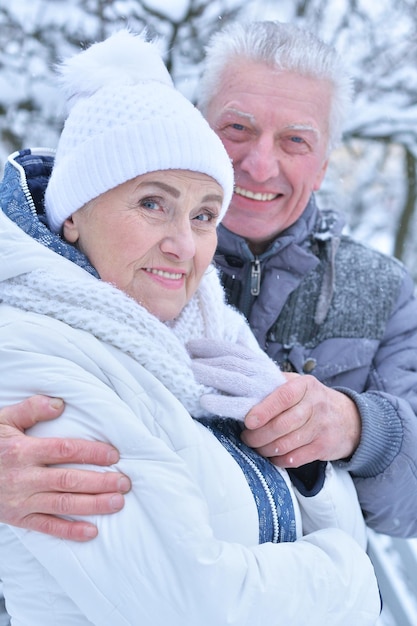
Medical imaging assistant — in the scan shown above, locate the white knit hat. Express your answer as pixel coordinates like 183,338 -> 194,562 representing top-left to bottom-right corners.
44,30 -> 234,233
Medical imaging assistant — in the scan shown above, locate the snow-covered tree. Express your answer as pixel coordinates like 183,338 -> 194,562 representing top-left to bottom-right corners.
1,0 -> 416,281
0,0 -> 243,156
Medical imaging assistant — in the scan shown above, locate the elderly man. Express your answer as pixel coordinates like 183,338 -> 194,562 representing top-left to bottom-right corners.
1,20 -> 417,543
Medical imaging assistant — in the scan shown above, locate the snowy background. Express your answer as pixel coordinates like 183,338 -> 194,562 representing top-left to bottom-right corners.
1,0 -> 417,282
0,0 -> 417,624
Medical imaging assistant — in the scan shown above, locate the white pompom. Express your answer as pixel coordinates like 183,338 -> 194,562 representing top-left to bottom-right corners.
57,29 -> 173,106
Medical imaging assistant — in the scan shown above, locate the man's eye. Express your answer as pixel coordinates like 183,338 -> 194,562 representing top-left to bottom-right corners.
231,123 -> 245,131
290,136 -> 304,143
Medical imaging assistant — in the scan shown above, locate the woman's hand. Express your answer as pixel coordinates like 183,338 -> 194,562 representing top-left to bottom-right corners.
188,338 -> 285,420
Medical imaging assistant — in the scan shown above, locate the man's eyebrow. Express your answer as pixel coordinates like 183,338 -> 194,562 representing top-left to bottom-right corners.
286,123 -> 320,138
222,107 -> 255,124
221,109 -> 321,137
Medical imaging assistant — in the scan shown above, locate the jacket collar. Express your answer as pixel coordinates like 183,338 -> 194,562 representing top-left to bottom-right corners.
1,148 -> 99,277
216,195 -> 344,262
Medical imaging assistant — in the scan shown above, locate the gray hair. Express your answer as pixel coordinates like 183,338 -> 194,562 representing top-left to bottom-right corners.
198,21 -> 353,152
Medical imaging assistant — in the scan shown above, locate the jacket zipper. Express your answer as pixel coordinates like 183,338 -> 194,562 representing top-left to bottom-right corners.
239,256 -> 261,318
227,438 -> 280,543
250,259 -> 261,295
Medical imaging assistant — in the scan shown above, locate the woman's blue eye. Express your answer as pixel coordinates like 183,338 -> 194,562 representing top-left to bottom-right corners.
141,199 -> 159,210
194,211 -> 217,223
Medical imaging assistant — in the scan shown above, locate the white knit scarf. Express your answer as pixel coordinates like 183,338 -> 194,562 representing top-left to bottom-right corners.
0,265 -> 247,418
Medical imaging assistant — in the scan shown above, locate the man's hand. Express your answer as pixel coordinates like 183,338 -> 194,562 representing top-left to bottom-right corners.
241,374 -> 361,467
0,395 -> 130,541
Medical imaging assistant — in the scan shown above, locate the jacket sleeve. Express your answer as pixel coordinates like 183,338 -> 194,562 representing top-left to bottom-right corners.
336,272 -> 417,537
293,463 -> 368,549
0,313 -> 381,626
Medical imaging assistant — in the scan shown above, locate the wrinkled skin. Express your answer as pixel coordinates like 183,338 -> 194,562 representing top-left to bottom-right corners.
0,396 -> 130,540
242,373 -> 361,467
0,63 -> 362,539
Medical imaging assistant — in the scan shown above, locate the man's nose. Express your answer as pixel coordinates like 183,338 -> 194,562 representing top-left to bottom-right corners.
240,137 -> 280,182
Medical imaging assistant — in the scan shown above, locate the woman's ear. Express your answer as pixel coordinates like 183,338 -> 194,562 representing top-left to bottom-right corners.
62,215 -> 80,243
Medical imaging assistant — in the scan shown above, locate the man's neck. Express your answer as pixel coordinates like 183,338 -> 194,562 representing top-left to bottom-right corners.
247,239 -> 273,255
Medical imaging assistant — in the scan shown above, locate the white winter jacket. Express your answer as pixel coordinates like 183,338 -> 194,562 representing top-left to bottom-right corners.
0,151 -> 380,625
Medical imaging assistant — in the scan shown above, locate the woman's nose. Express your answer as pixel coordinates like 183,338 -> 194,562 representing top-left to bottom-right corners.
160,221 -> 196,260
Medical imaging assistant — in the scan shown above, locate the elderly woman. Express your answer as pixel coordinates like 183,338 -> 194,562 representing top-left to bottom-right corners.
0,31 -> 379,625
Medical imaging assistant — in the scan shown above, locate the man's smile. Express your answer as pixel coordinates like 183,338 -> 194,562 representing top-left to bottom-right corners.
234,185 -> 280,202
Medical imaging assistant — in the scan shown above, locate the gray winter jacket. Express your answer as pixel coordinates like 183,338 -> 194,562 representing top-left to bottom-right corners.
215,197 -> 417,538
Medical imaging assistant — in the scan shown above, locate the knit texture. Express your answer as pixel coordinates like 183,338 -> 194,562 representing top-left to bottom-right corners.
0,265 -> 254,419
0,149 -> 299,544
44,30 -> 233,232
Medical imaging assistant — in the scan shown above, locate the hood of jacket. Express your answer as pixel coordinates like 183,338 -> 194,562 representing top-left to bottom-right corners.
0,148 -> 99,284
0,148 -> 262,419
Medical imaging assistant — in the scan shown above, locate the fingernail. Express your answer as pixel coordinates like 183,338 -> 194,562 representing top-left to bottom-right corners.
110,494 -> 125,511
118,476 -> 131,493
245,414 -> 259,428
107,449 -> 120,464
83,526 -> 98,539
49,397 -> 64,410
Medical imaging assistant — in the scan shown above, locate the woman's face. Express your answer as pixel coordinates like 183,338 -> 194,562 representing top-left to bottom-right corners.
63,170 -> 223,321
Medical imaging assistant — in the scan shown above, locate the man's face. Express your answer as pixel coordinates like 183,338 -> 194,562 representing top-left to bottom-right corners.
205,60 -> 332,251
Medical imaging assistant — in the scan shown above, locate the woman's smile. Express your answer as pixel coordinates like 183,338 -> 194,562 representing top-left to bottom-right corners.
64,170 -> 223,321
